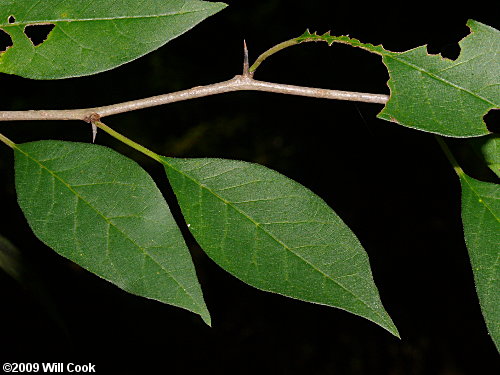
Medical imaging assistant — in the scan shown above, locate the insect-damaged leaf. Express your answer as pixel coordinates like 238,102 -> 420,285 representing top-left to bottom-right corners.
14,141 -> 210,324
378,20 -> 499,137
162,157 -> 399,337
0,0 -> 226,79
297,20 -> 499,137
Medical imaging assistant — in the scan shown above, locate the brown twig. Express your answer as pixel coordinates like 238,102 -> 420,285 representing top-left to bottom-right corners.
0,75 -> 388,123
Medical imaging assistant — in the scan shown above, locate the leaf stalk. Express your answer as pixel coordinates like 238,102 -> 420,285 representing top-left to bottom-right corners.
93,121 -> 163,163
249,38 -> 299,74
435,136 -> 464,176
0,132 -> 15,148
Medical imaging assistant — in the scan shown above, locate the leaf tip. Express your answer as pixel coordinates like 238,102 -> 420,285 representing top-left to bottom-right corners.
200,310 -> 212,327
214,2 -> 229,11
388,323 -> 401,339
372,312 -> 400,339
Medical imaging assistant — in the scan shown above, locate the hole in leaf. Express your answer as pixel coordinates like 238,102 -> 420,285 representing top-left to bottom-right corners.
485,110 -> 499,134
8,15 -> 15,24
440,43 -> 460,60
0,28 -> 13,52
24,24 -> 55,46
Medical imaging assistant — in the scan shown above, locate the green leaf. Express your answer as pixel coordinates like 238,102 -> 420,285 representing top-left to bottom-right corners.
162,157 -> 399,337
378,20 -> 498,137
298,20 -> 499,137
0,0 -> 226,79
470,135 -> 500,178
460,173 -> 500,351
14,141 -> 210,324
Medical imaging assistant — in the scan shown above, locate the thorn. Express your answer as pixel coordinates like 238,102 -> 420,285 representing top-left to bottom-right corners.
84,113 -> 100,143
243,39 -> 250,77
91,122 -> 97,143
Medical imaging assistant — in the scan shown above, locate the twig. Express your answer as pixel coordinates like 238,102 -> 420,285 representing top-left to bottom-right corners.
0,75 -> 388,123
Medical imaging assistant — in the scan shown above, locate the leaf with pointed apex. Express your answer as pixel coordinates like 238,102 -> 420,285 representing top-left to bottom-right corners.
14,141 -> 210,325
298,20 -> 499,137
0,0 -> 226,79
460,173 -> 500,351
162,157 -> 399,337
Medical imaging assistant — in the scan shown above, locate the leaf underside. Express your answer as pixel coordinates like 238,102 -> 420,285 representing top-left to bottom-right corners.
299,20 -> 499,137
0,0 -> 227,79
470,135 -> 500,178
163,157 -> 399,337
379,21 -> 499,137
460,173 -> 500,351
14,141 -> 210,325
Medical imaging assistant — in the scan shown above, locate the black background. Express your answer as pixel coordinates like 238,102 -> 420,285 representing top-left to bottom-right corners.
1,1 -> 499,374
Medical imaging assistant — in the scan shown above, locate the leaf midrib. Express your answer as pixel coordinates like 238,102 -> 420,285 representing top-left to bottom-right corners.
166,161 -> 393,328
15,146 -> 203,314
323,35 -> 497,108
461,175 -> 500,305
1,8 -> 217,27
462,175 -> 500,222
385,52 -> 497,107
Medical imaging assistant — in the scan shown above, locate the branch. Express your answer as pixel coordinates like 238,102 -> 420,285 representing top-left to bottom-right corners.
0,75 -> 388,122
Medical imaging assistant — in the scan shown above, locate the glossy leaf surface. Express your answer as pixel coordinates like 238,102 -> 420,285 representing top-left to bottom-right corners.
163,157 -> 399,337
0,0 -> 226,79
460,173 -> 500,350
14,141 -> 210,324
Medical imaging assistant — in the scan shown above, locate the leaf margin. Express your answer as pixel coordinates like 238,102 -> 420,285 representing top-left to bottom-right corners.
13,140 -> 211,325
161,155 -> 400,337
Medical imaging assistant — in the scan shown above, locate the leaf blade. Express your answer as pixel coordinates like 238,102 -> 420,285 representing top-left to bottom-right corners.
298,21 -> 499,137
378,20 -> 498,137
460,173 -> 500,351
470,135 -> 500,178
14,141 -> 210,324
0,0 -> 227,79
162,157 -> 399,337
